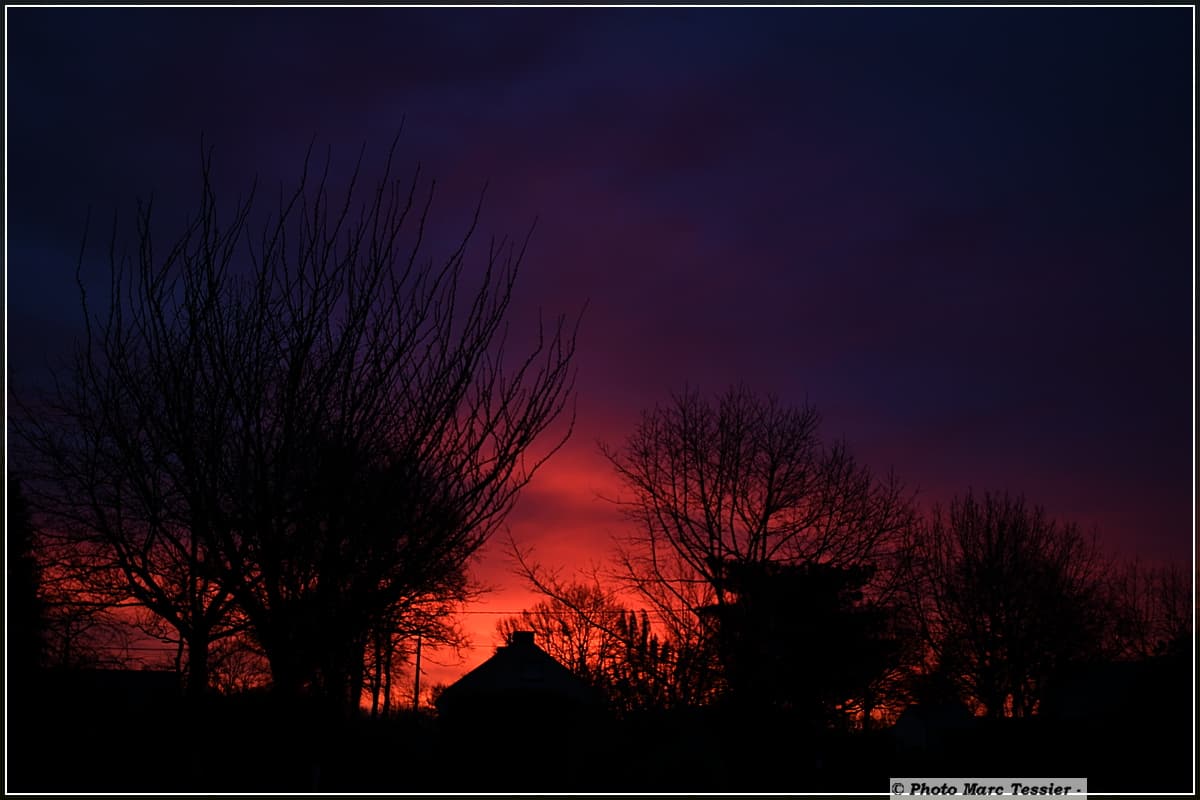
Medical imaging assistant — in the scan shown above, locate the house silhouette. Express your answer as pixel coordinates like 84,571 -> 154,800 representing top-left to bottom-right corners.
434,630 -> 598,722
432,631 -> 604,789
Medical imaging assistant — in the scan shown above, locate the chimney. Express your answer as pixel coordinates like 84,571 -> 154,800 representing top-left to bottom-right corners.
510,630 -> 536,649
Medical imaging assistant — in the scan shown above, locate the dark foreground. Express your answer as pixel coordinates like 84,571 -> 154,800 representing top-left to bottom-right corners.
7,673 -> 1192,793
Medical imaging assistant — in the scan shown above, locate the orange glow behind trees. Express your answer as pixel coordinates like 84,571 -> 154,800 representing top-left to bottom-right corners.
11,137 -> 578,710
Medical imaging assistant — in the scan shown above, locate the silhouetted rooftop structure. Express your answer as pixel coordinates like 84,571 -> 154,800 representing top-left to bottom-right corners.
434,630 -> 598,723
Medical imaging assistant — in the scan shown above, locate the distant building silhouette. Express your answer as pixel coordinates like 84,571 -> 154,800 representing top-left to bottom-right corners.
435,630 -> 598,723
433,631 -> 604,789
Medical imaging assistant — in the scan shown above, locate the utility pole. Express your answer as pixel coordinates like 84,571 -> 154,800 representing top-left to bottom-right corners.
412,633 -> 423,712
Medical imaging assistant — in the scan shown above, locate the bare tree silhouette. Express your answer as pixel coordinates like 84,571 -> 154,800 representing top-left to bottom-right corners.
599,385 -> 914,708
10,478 -> 142,673
363,583 -> 469,716
1109,558 -> 1192,659
12,135 -> 578,710
510,544 -> 715,711
907,490 -> 1112,718
496,580 -> 624,689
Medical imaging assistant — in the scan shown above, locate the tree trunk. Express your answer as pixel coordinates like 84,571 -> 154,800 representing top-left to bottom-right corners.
369,642 -> 382,718
266,645 -> 310,699
382,644 -> 393,717
187,631 -> 210,699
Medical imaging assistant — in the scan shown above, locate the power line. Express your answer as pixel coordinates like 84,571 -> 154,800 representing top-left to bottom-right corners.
456,614 -> 672,618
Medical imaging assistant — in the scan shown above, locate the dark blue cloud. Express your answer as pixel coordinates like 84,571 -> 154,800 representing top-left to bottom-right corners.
6,7 -> 1192,566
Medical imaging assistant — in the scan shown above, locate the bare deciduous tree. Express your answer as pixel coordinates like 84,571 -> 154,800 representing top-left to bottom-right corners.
496,570 -> 705,714
363,584 -> 471,717
908,490 -> 1111,718
207,632 -> 272,695
496,580 -> 624,687
1109,558 -> 1193,660
12,135 -> 578,710
600,385 -> 914,705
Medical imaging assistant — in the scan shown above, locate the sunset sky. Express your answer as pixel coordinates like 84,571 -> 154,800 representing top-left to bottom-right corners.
6,7 -> 1193,687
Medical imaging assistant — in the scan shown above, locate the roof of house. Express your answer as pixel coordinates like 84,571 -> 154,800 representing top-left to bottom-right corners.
434,631 -> 597,711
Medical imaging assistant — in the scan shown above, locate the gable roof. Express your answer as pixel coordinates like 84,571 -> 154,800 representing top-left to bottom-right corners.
434,631 -> 597,711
